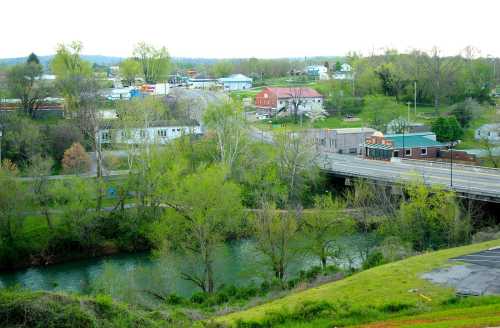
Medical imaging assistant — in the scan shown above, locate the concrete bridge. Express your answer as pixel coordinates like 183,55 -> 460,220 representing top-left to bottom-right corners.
320,153 -> 500,203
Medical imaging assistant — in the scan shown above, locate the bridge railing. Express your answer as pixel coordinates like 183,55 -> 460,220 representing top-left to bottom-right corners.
320,159 -> 500,200
399,158 -> 500,175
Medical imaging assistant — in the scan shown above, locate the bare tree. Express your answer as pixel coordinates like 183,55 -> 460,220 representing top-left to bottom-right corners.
203,100 -> 247,173
285,87 -> 305,123
423,47 -> 460,113
479,138 -> 500,168
252,203 -> 298,283
76,79 -> 109,211
275,132 -> 319,207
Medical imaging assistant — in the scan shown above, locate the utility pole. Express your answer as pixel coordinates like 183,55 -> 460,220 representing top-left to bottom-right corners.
407,101 -> 411,122
414,81 -> 417,116
0,129 -> 2,164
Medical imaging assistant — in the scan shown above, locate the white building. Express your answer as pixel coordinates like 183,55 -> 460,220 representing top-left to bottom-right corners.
188,77 -> 218,89
218,74 -> 252,91
307,127 -> 377,154
106,87 -> 134,101
306,65 -> 329,80
333,63 -> 354,80
475,123 -> 500,142
99,124 -> 202,145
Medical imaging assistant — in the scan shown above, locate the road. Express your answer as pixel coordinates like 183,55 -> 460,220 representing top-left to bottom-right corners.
321,153 -> 500,201
249,127 -> 500,201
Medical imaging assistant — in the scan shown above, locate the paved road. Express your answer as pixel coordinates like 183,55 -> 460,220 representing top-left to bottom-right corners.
321,153 -> 500,200
249,127 -> 500,200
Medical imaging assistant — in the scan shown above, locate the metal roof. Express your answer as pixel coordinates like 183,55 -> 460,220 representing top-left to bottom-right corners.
386,135 -> 445,148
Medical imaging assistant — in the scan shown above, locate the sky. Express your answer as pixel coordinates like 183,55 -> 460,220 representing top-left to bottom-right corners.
1,0 -> 499,59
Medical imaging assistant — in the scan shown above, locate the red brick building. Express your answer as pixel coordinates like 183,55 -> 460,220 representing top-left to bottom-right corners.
254,87 -> 323,113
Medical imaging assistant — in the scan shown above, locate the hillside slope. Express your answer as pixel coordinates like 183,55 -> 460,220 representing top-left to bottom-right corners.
216,240 -> 500,327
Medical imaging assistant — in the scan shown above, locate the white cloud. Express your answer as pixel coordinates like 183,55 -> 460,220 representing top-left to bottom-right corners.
1,0 -> 499,58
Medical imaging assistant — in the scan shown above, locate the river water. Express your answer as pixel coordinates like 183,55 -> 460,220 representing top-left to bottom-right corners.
0,237 -> 363,301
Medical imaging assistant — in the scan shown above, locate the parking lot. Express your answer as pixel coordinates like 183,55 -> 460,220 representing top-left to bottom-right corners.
451,247 -> 500,268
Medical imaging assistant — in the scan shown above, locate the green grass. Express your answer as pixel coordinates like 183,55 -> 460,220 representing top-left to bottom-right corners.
0,289 -> 166,327
216,239 -> 500,327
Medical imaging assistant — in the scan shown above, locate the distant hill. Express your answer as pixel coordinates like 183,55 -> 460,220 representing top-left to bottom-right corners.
0,55 -> 124,68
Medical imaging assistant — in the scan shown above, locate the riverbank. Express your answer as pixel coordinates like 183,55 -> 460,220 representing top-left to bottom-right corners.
216,239 -> 500,327
0,241 -> 148,272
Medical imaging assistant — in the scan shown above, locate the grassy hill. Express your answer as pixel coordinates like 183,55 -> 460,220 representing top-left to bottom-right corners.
0,289 -> 169,328
215,240 -> 500,327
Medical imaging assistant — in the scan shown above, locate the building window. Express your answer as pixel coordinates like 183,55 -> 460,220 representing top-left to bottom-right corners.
405,149 -> 412,156
158,129 -> 167,137
140,130 -> 146,138
421,148 -> 427,156
393,150 -> 399,157
101,131 -> 110,140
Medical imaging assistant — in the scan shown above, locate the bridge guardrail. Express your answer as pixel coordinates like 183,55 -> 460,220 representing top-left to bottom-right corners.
321,161 -> 500,200
400,158 -> 500,175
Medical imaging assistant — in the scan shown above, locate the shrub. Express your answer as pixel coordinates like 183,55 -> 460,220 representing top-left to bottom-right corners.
362,251 -> 385,270
190,292 -> 208,304
165,294 -> 184,305
61,143 -> 91,174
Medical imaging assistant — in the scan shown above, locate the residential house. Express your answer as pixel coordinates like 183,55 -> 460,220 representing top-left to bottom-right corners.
99,122 -> 202,145
308,127 -> 377,154
475,123 -> 500,143
333,63 -> 354,80
254,87 -> 324,114
306,65 -> 329,80
363,132 -> 446,161
218,74 -> 252,91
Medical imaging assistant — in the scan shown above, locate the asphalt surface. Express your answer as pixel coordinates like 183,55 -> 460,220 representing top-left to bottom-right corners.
422,263 -> 500,296
450,247 -> 500,268
321,153 -> 500,200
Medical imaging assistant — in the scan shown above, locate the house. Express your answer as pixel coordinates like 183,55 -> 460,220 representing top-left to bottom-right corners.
333,63 -> 354,80
254,87 -> 324,114
218,74 -> 252,91
99,122 -> 202,145
188,75 -> 218,89
306,65 -> 329,80
308,127 -> 377,154
363,132 -> 446,161
475,123 -> 500,143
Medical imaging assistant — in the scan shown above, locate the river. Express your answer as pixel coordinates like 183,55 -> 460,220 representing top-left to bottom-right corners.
0,237 -> 363,302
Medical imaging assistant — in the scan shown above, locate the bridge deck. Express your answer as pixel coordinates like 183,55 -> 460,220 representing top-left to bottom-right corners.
320,153 -> 500,202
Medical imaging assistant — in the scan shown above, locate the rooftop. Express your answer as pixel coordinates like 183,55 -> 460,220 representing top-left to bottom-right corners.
385,134 -> 445,148
328,127 -> 377,134
219,74 -> 252,82
265,87 -> 323,98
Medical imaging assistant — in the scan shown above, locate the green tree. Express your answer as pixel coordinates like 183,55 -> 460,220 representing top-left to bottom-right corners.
119,58 -> 141,86
211,60 -> 234,78
0,166 -> 28,264
0,114 -> 43,166
431,116 -> 463,142
6,56 -> 49,117
133,42 -> 171,84
301,195 -> 354,270
251,203 -> 298,283
395,181 -> 470,251
157,165 -> 243,293
51,41 -> 93,115
28,155 -> 55,231
364,95 -> 403,132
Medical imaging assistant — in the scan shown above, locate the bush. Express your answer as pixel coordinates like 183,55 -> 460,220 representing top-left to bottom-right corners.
61,143 -> 91,174
165,294 -> 184,305
190,292 -> 208,304
362,251 -> 385,270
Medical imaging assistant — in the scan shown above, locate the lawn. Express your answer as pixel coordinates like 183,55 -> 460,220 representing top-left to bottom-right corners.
216,239 -> 500,327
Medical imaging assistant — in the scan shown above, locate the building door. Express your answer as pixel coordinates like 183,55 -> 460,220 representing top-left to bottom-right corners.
393,150 -> 399,158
